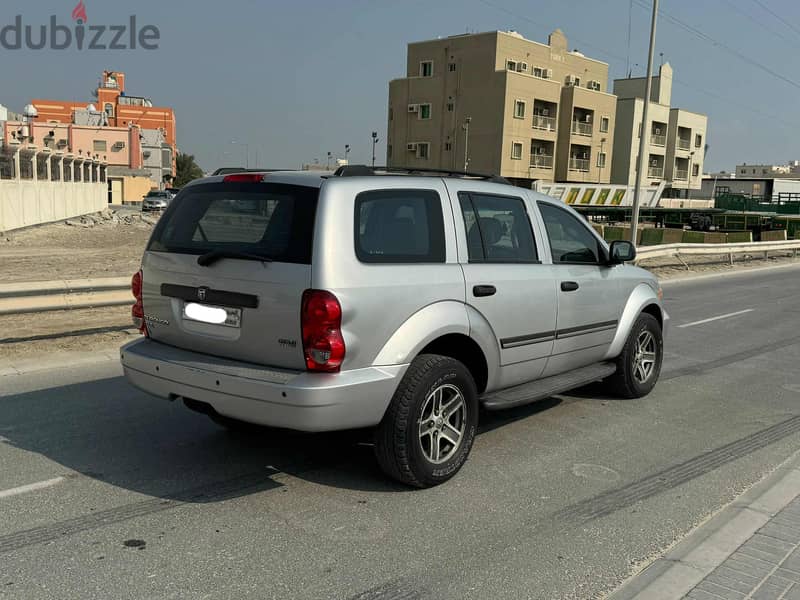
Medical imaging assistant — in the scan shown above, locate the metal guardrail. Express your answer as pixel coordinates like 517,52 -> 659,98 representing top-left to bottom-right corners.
0,277 -> 130,315
636,240 -> 800,264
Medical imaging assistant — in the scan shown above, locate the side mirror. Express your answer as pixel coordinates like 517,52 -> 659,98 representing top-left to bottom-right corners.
609,240 -> 636,264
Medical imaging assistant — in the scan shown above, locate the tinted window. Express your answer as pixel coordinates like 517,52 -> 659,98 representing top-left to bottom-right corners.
148,182 -> 318,264
355,189 -> 445,263
459,193 -> 538,263
538,202 -> 600,264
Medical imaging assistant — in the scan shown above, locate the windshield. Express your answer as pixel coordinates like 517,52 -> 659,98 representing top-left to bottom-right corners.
147,181 -> 318,264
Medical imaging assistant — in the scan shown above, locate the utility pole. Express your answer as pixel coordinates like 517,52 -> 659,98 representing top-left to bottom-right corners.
326,151 -> 332,170
462,116 -> 472,172
630,0 -> 659,246
371,131 -> 379,168
598,137 -> 606,183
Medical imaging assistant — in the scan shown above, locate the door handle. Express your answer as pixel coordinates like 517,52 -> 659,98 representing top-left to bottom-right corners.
561,281 -> 580,292
473,285 -> 497,298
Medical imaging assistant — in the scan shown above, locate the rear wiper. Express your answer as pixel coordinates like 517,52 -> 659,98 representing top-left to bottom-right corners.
197,250 -> 273,267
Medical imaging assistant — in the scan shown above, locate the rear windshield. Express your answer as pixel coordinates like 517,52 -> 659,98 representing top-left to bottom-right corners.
148,182 -> 318,264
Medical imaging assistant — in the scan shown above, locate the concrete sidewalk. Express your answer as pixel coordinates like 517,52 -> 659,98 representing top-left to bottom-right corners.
611,452 -> 800,599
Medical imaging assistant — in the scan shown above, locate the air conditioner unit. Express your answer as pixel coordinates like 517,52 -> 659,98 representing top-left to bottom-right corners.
519,62 -> 528,72
545,69 -> 553,79
651,160 -> 658,166
585,114 -> 592,123
654,127 -> 661,134
57,139 -> 68,148
407,143 -> 418,151
113,141 -> 126,149
541,108 -> 550,117
565,75 -> 575,85
507,60 -> 517,71
407,104 -> 419,113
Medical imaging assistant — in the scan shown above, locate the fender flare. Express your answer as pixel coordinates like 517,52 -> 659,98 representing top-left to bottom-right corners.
373,301 -> 473,366
604,283 -> 663,360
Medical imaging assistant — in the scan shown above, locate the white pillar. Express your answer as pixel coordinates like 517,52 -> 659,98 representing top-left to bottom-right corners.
44,153 -> 52,181
13,149 -> 21,180
31,153 -> 37,182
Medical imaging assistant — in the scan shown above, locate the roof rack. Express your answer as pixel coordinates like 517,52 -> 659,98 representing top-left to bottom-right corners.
332,165 -> 511,185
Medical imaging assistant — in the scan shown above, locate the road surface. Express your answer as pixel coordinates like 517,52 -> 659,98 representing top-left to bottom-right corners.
1,265 -> 800,599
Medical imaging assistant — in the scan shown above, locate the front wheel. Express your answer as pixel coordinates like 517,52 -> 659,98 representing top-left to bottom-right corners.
374,354 -> 478,488
605,313 -> 663,399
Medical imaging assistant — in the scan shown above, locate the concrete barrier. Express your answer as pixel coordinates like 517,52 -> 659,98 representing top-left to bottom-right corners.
0,180 -> 106,232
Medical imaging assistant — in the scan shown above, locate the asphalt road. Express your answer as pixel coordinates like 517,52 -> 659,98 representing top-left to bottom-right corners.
2,265 -> 800,600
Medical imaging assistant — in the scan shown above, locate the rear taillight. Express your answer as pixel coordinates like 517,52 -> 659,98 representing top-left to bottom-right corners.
131,270 -> 148,336
223,173 -> 265,183
301,290 -> 345,373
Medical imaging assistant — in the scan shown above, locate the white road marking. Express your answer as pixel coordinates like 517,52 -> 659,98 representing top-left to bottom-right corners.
0,477 -> 65,499
678,309 -> 754,329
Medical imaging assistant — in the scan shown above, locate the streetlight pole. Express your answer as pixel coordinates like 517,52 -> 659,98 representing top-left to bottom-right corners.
371,131 -> 379,168
598,137 -> 606,183
344,144 -> 351,165
326,152 -> 332,170
462,116 -> 472,172
630,0 -> 659,246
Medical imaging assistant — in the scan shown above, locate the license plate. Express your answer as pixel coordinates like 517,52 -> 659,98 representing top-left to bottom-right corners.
182,302 -> 242,328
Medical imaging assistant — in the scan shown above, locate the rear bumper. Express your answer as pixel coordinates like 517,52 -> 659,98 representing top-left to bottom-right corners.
120,338 -> 407,432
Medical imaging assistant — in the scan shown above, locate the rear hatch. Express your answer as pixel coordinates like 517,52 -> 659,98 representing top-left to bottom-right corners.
141,178 -> 319,369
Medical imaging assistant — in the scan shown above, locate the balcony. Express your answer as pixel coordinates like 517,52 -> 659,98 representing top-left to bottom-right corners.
648,166 -> 664,178
572,121 -> 592,136
569,158 -> 590,172
530,154 -> 554,169
532,115 -> 556,132
650,134 -> 666,146
678,139 -> 691,151
675,169 -> 689,180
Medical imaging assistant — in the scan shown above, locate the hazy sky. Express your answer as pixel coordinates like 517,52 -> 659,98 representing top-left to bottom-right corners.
2,0 -> 799,173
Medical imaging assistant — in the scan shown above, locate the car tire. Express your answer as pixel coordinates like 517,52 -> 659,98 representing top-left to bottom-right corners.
374,354 -> 478,488
606,313 -> 663,399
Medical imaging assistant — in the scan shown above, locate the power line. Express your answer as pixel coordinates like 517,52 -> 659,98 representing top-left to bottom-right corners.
632,0 -> 800,91
717,0 -> 800,47
750,0 -> 800,38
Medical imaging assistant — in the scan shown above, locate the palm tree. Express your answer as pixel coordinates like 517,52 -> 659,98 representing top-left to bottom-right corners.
174,153 -> 204,188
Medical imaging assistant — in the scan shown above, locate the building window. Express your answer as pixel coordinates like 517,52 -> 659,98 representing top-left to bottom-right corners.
597,152 -> 606,168
447,102 -> 454,112
445,142 -> 452,151
419,104 -> 432,120
417,142 -> 430,159
93,140 -> 107,152
600,117 -> 609,133
692,164 -> 700,177
514,100 -> 526,119
533,67 -> 543,78
420,61 -> 433,77
574,77 -> 581,87
506,60 -> 517,71
448,63 -> 457,72
104,103 -> 114,117
695,134 -> 702,148
638,122 -> 642,138
511,142 -> 523,160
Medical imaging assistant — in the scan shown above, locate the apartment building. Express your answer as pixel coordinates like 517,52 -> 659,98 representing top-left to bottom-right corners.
387,29 -> 617,186
735,161 -> 800,178
611,64 -> 708,195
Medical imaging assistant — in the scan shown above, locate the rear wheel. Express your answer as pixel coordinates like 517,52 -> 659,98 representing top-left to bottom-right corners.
606,313 -> 663,399
374,354 -> 478,488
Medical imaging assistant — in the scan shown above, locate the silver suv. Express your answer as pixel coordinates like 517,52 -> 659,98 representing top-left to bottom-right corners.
121,167 -> 668,488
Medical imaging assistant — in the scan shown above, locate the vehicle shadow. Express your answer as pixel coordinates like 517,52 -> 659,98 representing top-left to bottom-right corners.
0,376 -> 566,500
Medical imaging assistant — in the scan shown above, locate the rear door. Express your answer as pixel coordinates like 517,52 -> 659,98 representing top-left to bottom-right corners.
535,201 -> 621,375
449,184 -> 557,377
141,179 -> 318,369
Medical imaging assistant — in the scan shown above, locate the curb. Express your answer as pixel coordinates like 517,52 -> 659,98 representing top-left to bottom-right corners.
609,449 -> 800,599
657,259 -> 800,286
0,344 -> 125,377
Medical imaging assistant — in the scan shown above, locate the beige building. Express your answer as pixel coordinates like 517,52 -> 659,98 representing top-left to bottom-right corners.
735,161 -> 800,178
611,64 -> 708,195
387,29 -> 617,186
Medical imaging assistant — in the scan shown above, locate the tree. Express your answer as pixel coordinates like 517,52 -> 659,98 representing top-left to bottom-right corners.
174,153 -> 204,188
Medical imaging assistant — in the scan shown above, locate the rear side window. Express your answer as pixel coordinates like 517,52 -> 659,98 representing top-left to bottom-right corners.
148,182 -> 318,264
355,189 -> 445,263
458,192 -> 538,263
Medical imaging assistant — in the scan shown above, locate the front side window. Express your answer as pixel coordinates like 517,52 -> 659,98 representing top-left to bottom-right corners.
459,193 -> 538,263
355,189 -> 445,263
420,61 -> 433,77
538,202 -> 600,264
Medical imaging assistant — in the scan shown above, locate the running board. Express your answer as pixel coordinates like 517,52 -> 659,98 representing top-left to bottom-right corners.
481,362 -> 618,411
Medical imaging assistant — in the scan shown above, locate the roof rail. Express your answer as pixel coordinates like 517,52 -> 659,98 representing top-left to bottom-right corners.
332,165 -> 511,185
